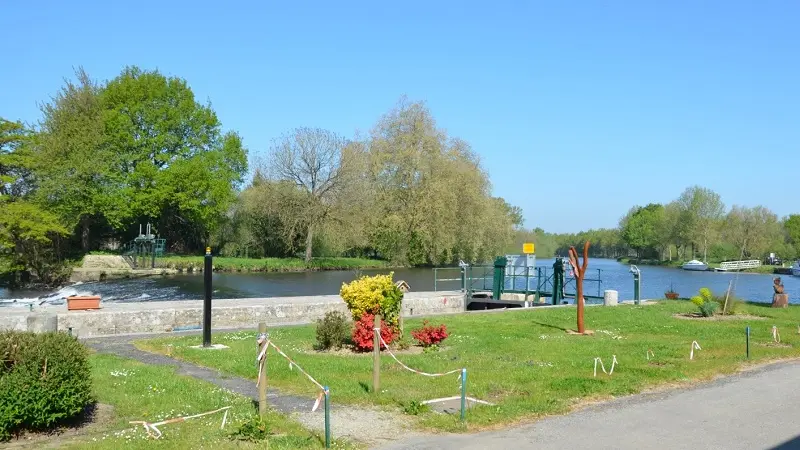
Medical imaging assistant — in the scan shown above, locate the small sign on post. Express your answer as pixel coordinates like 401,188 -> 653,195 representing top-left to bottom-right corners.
523,242 -> 535,254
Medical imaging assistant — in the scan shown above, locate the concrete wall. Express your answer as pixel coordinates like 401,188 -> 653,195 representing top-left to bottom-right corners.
0,291 -> 465,338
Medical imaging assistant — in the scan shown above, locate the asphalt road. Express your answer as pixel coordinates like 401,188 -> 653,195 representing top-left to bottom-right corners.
377,361 -> 800,450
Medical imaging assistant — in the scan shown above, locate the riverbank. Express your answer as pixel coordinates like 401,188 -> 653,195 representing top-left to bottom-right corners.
155,256 -> 393,273
135,300 -> 800,432
617,257 -> 780,274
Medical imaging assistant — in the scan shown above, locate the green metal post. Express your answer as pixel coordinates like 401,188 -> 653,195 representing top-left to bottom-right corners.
324,386 -> 331,448
746,326 -> 750,359
460,368 -> 467,422
633,271 -> 641,305
460,267 -> 466,292
434,269 -> 438,292
552,259 -> 564,305
492,256 -> 507,300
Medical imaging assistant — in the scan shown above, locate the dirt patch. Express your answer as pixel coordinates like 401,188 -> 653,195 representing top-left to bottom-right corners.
566,329 -> 595,336
4,403 -> 115,449
293,404 -> 424,447
672,313 -> 766,321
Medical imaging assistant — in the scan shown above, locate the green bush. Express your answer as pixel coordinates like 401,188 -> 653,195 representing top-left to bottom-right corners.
339,273 -> 403,327
0,331 -> 94,440
230,416 -> 272,442
314,310 -> 351,350
690,287 -> 718,317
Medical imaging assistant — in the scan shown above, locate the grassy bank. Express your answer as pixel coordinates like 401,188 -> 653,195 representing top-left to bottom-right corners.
153,256 -> 392,273
617,257 -> 780,274
137,301 -> 800,432
39,353 -> 355,449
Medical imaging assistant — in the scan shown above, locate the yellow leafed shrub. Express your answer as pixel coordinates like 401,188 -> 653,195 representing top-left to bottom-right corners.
340,273 -> 403,327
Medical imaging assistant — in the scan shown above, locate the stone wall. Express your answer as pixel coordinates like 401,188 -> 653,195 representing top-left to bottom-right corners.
0,291 -> 465,338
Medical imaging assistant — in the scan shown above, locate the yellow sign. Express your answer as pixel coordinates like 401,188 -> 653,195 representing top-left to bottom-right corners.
523,243 -> 535,254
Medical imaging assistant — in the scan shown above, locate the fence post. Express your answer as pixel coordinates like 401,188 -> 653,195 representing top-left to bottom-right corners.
257,322 -> 268,417
460,368 -> 467,422
324,386 -> 331,448
203,247 -> 213,347
746,326 -> 750,359
373,314 -> 381,394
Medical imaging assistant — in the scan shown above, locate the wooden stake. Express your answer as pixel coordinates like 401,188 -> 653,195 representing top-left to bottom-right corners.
258,322 -> 268,416
373,314 -> 381,394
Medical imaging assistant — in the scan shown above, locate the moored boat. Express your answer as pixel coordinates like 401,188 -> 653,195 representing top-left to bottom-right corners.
792,261 -> 800,277
682,260 -> 709,271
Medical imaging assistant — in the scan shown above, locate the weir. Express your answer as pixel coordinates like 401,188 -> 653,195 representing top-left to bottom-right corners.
434,251 -> 606,309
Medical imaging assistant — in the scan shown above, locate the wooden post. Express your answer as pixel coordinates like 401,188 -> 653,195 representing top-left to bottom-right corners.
373,314 -> 381,394
399,299 -> 404,337
257,322 -> 268,416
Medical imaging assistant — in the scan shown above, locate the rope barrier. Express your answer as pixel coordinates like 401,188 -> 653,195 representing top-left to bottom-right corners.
772,325 -> 781,343
690,341 -> 701,360
255,332 -> 326,411
378,335 -> 462,378
646,349 -> 655,361
130,406 -> 231,439
593,355 -> 618,377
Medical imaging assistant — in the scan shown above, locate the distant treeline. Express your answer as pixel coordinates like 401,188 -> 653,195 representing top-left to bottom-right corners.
510,186 -> 800,264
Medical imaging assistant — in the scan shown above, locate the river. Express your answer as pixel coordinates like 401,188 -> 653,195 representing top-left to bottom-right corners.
1,258 -> 798,307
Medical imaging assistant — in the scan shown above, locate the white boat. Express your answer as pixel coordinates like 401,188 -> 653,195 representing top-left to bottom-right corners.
682,260 -> 709,271
793,261 -> 800,277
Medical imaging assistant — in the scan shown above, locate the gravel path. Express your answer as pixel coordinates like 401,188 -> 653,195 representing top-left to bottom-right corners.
85,333 -> 421,446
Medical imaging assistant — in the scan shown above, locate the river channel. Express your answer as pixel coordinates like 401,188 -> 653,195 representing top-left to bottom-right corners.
1,258 -> 798,306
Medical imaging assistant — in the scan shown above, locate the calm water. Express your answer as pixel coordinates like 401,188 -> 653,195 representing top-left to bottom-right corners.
1,258 -> 798,306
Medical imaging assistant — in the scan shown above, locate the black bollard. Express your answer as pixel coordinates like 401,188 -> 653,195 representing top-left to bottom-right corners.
203,247 -> 212,347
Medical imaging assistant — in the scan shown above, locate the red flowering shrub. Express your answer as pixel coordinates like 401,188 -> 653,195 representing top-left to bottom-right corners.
352,313 -> 397,352
411,321 -> 449,347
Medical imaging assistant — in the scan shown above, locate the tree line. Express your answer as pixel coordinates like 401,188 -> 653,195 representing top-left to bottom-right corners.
510,186 -> 800,264
1,68 -> 522,286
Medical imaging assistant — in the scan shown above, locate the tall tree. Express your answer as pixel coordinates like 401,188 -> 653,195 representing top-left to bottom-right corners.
725,205 -> 782,259
101,66 -> 247,250
785,215 -> 800,247
676,186 -> 725,262
265,127 -> 351,262
32,68 -> 108,251
620,203 -> 664,258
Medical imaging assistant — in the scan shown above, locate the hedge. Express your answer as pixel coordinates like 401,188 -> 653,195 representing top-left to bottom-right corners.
0,331 -> 94,440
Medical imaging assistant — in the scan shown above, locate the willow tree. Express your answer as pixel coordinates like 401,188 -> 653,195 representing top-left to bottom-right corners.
567,241 -> 591,334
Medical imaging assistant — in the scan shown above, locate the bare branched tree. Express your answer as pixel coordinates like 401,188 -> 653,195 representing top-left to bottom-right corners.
267,127 -> 349,262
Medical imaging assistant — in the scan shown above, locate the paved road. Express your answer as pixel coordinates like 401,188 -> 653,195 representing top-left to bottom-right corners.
378,361 -> 800,450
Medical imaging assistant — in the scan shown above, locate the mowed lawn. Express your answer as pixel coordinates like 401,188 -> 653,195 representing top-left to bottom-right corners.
137,301 -> 800,431
53,353 -> 356,449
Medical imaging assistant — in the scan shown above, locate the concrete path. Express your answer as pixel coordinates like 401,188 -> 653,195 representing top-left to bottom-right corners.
378,360 -> 800,450
84,333 -> 420,447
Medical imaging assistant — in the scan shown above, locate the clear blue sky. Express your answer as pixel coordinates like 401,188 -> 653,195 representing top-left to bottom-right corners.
2,1 -> 798,233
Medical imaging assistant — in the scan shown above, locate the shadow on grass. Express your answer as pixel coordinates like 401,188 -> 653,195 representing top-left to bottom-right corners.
530,320 -> 569,332
358,381 -> 371,394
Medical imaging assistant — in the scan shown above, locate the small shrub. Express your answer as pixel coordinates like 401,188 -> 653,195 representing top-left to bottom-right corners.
340,273 -> 403,328
352,313 -> 397,352
314,310 -> 351,350
698,301 -> 718,317
394,334 -> 412,350
230,416 -> 271,442
690,287 -> 718,317
411,321 -> 449,347
0,331 -> 94,440
401,400 -> 429,416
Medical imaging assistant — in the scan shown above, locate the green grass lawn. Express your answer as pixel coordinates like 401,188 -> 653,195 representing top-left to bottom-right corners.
136,301 -> 800,432
55,353 -> 356,449
155,256 -> 391,272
